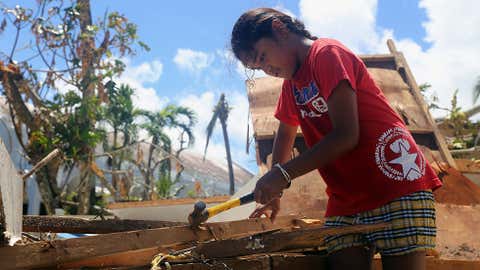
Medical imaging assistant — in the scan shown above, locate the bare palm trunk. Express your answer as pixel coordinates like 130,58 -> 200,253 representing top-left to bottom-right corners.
220,119 -> 235,195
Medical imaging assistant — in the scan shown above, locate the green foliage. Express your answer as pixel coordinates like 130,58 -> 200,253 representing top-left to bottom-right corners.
139,105 -> 197,150
186,189 -> 196,198
136,105 -> 196,198
156,175 -> 174,198
419,83 -> 441,110
0,0 -> 152,213
63,192 -> 78,215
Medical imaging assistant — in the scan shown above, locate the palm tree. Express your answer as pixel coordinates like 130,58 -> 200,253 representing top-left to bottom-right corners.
102,82 -> 139,199
139,105 -> 196,199
204,93 -> 235,195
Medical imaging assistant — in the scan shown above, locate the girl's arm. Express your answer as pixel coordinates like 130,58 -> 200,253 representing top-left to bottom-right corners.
253,79 -> 359,205
271,122 -> 298,166
283,79 -> 359,179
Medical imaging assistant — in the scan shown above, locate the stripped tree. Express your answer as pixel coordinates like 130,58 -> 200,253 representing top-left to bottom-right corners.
204,93 -> 235,195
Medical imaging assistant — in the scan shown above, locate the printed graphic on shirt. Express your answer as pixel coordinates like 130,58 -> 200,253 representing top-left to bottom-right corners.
375,127 -> 426,181
294,82 -> 320,105
294,82 -> 329,119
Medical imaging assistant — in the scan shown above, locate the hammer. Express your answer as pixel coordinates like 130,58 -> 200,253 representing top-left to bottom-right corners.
188,192 -> 255,227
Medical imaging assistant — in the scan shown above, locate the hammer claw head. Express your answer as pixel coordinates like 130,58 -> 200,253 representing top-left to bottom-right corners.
188,200 -> 208,228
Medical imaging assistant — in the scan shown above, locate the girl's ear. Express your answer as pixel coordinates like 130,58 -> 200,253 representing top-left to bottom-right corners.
271,18 -> 289,40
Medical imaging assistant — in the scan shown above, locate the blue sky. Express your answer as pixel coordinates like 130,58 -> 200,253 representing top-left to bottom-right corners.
1,1 -> 479,175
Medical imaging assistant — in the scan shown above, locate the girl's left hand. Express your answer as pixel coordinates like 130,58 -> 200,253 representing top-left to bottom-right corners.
254,167 -> 289,205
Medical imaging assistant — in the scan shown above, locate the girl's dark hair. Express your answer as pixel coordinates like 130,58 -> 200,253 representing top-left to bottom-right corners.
231,8 -> 317,62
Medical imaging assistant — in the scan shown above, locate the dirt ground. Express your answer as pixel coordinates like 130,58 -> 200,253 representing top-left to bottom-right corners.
435,203 -> 480,260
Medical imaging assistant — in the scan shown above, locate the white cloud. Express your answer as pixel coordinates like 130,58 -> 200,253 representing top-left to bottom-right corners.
299,0 -> 380,53
116,58 -> 167,112
298,0 -> 480,115
400,0 -> 480,113
173,49 -> 214,73
124,60 -> 163,84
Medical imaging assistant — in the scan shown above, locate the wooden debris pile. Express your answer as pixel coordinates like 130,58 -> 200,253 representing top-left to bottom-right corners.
0,215 -> 389,269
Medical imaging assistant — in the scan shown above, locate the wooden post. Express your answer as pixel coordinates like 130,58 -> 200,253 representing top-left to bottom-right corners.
386,39 -> 457,168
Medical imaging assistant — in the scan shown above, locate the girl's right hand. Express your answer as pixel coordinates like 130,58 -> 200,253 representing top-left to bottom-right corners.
249,197 -> 281,222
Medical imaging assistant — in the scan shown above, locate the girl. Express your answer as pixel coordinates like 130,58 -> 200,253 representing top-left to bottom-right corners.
230,7 -> 442,270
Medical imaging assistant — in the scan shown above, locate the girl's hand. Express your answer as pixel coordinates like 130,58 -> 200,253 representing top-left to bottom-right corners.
253,167 -> 289,205
249,197 -> 281,222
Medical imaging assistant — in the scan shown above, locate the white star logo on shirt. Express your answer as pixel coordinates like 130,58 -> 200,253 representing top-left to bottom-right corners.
389,139 -> 421,180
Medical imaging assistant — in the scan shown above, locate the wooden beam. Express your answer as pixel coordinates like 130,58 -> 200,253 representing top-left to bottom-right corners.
386,39 -> 457,169
194,223 -> 388,258
62,219 -> 326,268
0,215 -> 299,269
22,215 -> 186,234
59,246 -> 181,269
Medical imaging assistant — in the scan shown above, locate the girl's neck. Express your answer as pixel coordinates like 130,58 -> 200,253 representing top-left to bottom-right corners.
288,36 -> 314,78
296,38 -> 314,63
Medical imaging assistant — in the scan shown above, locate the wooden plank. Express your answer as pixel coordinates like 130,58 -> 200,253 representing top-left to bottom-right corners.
455,159 -> 480,173
194,223 -> 388,258
386,39 -> 457,169
0,215 -> 299,270
358,54 -> 395,63
64,250 -> 480,270
0,138 -> 22,246
59,246 -> 188,269
22,215 -> 185,234
294,218 -> 323,228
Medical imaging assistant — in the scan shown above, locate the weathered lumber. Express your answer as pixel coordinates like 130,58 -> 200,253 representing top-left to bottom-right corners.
0,215 -> 299,269
59,246 -> 170,269
386,39 -> 456,169
194,223 -> 388,258
22,215 -> 185,234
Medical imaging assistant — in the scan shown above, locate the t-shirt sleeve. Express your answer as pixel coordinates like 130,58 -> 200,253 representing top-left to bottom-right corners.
274,81 -> 300,126
313,45 -> 359,100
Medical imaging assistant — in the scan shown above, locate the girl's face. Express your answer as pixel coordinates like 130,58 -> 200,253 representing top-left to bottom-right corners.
241,37 -> 299,79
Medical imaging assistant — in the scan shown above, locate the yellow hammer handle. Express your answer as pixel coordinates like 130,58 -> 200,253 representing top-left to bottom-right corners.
206,198 -> 241,217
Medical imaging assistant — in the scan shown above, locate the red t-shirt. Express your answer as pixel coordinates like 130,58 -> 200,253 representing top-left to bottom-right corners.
274,38 -> 442,217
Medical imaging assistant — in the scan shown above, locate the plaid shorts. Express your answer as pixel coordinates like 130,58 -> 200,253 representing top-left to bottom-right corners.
324,190 -> 436,256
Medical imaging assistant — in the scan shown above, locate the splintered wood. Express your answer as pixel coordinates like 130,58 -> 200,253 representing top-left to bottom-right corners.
0,138 -> 22,246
